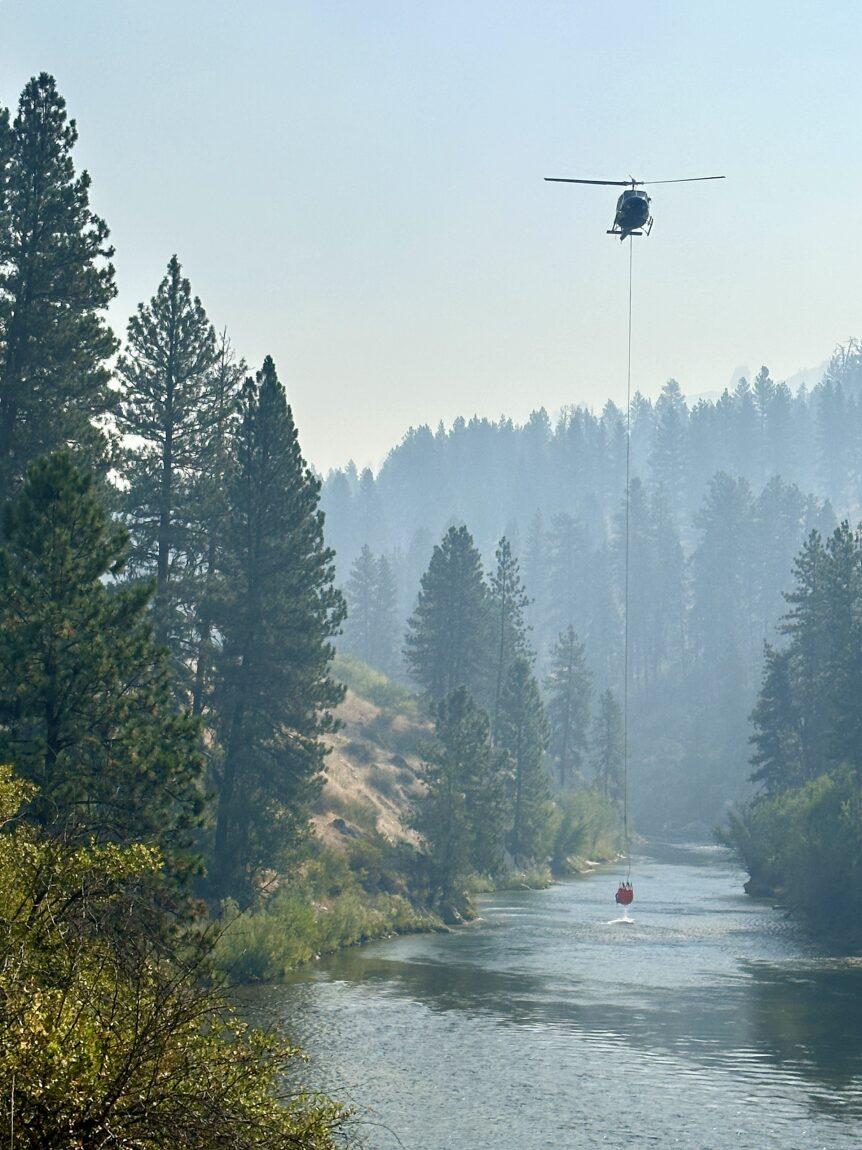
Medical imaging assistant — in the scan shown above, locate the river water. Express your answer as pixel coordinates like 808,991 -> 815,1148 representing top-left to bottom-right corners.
249,842 -> 862,1149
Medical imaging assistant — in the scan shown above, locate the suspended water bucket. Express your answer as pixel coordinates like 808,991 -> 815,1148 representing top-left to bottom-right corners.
615,883 -> 634,906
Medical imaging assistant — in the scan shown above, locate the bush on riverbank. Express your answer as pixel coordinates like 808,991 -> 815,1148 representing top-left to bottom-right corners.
550,788 -> 624,876
214,841 -> 441,981
724,765 -> 862,933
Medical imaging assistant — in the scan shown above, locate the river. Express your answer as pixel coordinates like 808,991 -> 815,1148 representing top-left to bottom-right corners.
247,842 -> 862,1149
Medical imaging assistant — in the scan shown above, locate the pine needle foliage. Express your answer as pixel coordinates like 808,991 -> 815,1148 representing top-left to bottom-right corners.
488,535 -> 531,732
415,686 -> 508,913
0,74 -> 117,495
0,453 -> 203,871
404,524 -> 490,705
211,357 -> 345,902
117,254 -> 218,661
591,688 -> 624,804
497,657 -> 550,863
545,625 -> 592,788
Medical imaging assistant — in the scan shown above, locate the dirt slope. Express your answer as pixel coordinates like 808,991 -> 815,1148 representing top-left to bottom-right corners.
312,689 -> 429,850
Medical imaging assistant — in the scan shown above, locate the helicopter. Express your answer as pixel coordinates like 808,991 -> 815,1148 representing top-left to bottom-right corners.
544,175 -> 725,240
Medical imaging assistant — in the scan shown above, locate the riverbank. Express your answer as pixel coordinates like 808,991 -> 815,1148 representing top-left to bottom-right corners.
213,658 -> 624,982
723,766 -> 862,950
212,851 -> 607,981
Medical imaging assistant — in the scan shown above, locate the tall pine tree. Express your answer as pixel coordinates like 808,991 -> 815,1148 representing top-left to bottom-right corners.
371,553 -> 400,677
342,544 -> 377,664
188,329 -> 245,715
591,688 -> 624,803
545,626 -> 592,788
0,453 -> 202,867
488,535 -> 531,731
498,656 -> 550,862
415,687 -> 508,912
117,255 -> 217,659
0,74 -> 116,493
211,357 -> 345,901
749,644 -> 802,794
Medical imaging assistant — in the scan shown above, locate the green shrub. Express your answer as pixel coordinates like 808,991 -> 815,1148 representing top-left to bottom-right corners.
0,766 -> 344,1148
725,765 -> 862,932
550,788 -> 623,876
213,838 -> 440,982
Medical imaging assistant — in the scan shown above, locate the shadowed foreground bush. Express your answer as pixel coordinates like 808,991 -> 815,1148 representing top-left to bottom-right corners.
0,766 -> 344,1149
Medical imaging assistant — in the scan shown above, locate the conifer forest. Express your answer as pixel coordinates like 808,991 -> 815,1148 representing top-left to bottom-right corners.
4,5 -> 862,1147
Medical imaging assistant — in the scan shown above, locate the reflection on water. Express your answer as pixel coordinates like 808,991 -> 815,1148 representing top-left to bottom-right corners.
244,843 -> 862,1148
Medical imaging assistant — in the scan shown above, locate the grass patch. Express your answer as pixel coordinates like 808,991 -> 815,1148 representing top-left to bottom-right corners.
333,653 -> 420,718
324,792 -> 379,832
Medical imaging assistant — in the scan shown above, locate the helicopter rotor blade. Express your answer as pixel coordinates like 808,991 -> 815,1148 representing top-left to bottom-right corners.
639,176 -> 726,185
544,178 -> 639,186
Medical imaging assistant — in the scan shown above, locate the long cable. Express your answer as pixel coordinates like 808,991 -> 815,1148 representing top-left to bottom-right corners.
623,235 -> 633,880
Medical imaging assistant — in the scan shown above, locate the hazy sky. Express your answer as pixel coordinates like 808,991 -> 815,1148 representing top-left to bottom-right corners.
3,1 -> 860,472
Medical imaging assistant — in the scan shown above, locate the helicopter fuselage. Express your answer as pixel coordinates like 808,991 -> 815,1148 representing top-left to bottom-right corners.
611,188 -> 651,238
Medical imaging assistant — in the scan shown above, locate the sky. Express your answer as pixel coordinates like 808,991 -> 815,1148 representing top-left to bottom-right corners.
2,1 -> 860,473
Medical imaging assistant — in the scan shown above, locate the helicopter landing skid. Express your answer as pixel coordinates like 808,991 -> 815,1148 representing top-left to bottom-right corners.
607,229 -> 643,237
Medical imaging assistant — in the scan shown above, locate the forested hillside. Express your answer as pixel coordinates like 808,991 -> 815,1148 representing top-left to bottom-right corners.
326,363 -> 862,830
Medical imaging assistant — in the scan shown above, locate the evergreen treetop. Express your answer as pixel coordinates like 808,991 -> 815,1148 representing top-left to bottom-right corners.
0,74 -> 117,493
488,535 -> 531,731
117,254 -> 218,655
404,524 -> 490,705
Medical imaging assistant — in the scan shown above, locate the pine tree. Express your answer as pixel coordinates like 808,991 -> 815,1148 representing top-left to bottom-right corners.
320,469 -> 355,583
649,380 -> 688,520
691,472 -> 756,701
342,545 -> 400,675
116,256 -> 217,658
415,687 -> 507,911
546,513 -> 589,644
0,454 -> 202,867
342,544 -> 377,664
488,536 -> 531,730
356,467 -> 387,551
749,644 -> 801,794
545,626 -> 592,788
818,522 -> 862,771
780,529 -> 830,780
523,510 -> 547,648
0,74 -> 117,493
404,525 -> 489,705
370,553 -> 400,676
591,688 -> 624,803
188,330 -> 245,715
497,657 -> 550,862
212,357 -> 345,901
